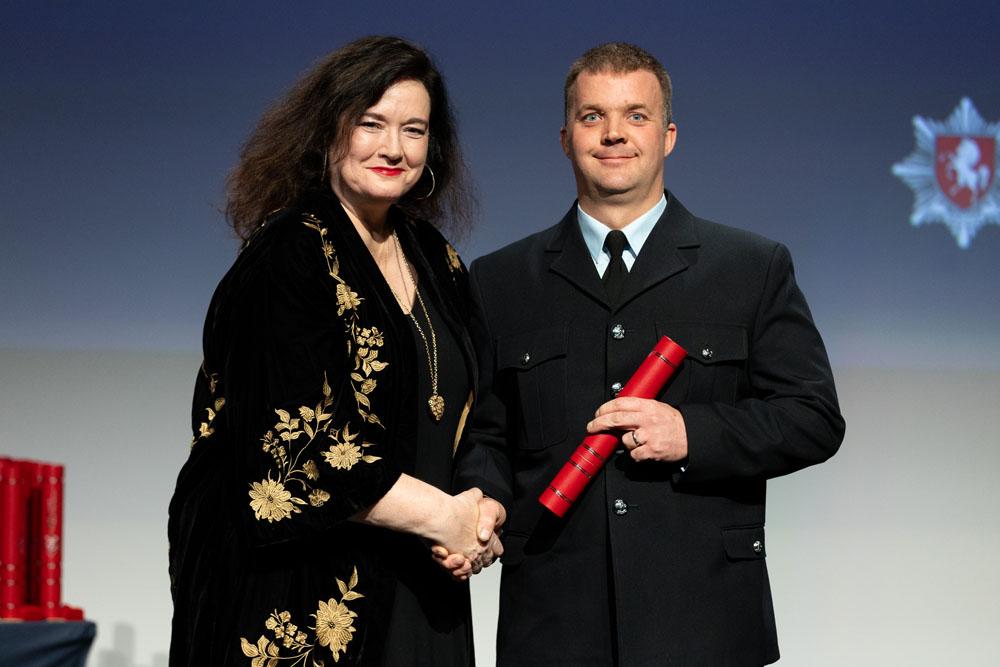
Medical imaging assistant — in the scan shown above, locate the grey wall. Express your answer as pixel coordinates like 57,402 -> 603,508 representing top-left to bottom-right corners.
2,351 -> 997,665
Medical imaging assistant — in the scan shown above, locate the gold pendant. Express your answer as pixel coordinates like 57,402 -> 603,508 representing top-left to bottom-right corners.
428,394 -> 445,422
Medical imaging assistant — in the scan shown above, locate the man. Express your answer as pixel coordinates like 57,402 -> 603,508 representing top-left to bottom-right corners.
455,43 -> 845,665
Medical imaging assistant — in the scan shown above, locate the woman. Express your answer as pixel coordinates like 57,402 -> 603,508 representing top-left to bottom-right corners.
168,36 -> 502,666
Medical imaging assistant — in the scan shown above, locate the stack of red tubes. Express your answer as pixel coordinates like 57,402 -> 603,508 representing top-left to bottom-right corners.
0,457 -> 84,621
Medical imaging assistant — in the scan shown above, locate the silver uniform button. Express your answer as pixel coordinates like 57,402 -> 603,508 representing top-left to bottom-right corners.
613,499 -> 628,515
701,347 -> 714,359
753,539 -> 763,554
611,323 -> 626,339
521,352 -> 531,365
610,381 -> 623,397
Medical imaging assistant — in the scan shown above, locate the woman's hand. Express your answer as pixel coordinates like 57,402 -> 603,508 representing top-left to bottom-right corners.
351,476 -> 504,580
429,488 -> 486,561
351,477 -> 502,580
431,493 -> 505,580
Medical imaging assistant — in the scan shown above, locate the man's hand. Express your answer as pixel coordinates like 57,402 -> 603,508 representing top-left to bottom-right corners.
431,494 -> 506,580
586,397 -> 688,463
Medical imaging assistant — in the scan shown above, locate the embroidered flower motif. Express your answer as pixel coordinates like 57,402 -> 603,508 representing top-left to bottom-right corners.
354,346 -> 387,377
250,377 -> 332,522
323,443 -> 362,470
315,599 -> 357,662
250,372 -> 379,522
303,214 -> 388,427
335,284 -> 361,315
309,488 -> 330,507
239,635 -> 279,667
239,567 -> 364,666
355,327 -> 384,348
191,370 -> 225,448
249,479 -> 296,523
446,243 -> 462,272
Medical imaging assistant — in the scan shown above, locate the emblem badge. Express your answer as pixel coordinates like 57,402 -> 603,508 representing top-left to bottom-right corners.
892,98 -> 1000,248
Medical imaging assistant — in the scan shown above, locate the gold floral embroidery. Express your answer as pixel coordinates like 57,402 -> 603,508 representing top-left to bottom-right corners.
191,368 -> 224,447
445,242 -> 463,273
249,478 -> 295,522
323,443 -> 361,470
321,423 -> 381,471
335,284 -> 361,315
355,327 -> 383,348
308,488 -> 330,507
240,567 -> 364,666
348,325 -> 387,427
240,634 -> 279,667
248,376 -> 334,521
302,213 -> 389,428
249,375 -> 381,522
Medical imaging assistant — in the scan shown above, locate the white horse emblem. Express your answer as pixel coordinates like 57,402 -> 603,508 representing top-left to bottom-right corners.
943,138 -> 992,202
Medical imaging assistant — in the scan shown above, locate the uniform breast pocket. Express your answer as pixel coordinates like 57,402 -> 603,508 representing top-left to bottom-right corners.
658,322 -> 748,405
496,325 -> 568,449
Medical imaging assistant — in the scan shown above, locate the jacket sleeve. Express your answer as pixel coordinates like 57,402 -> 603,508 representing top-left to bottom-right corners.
220,218 -> 402,547
677,243 -> 845,483
452,262 -> 515,514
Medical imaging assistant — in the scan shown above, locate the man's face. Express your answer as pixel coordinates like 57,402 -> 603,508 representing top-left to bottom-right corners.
561,69 -> 676,208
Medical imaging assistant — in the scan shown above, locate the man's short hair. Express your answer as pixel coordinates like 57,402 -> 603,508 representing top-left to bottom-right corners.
563,42 -> 672,126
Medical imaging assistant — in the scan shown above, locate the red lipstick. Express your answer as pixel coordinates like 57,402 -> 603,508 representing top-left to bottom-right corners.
369,167 -> 404,176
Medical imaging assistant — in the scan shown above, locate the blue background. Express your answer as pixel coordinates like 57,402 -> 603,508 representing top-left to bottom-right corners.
4,0 -> 999,367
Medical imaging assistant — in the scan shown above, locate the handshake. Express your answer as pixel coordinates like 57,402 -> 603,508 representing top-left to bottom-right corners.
428,488 -> 506,581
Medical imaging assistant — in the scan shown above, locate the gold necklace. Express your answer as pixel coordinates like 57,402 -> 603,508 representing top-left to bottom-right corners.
390,231 -> 444,422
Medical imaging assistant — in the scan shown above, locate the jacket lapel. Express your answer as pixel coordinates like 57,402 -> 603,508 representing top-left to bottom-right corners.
615,193 -> 700,311
547,194 -> 701,312
548,206 -> 608,308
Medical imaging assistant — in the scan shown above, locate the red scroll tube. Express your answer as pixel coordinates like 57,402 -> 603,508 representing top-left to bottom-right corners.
0,458 -> 27,618
40,463 -> 64,618
539,335 -> 686,517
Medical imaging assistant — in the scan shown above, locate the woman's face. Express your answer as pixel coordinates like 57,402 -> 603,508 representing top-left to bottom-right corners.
329,79 -> 431,214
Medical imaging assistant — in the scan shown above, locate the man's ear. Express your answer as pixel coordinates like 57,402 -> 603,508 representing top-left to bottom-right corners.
560,126 -> 571,157
663,122 -> 678,158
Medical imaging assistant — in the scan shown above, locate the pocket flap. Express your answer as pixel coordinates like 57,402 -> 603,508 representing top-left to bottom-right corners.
497,325 -> 568,371
658,322 -> 748,365
721,525 -> 766,560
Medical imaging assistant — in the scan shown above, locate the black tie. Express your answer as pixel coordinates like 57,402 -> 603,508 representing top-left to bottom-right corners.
602,229 -> 628,304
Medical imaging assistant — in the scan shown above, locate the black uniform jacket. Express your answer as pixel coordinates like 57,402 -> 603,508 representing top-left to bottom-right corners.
455,192 -> 845,666
168,192 -> 476,666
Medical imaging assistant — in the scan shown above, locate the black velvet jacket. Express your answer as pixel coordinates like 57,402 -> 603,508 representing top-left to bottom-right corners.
168,192 -> 475,666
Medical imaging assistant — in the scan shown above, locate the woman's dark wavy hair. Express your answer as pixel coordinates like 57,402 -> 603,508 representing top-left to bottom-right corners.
226,35 -> 473,240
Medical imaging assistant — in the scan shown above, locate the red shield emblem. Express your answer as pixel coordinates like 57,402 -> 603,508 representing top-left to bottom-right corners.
935,135 -> 995,209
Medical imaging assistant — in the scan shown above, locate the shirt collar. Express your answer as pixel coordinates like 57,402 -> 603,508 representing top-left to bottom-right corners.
577,193 -> 667,266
